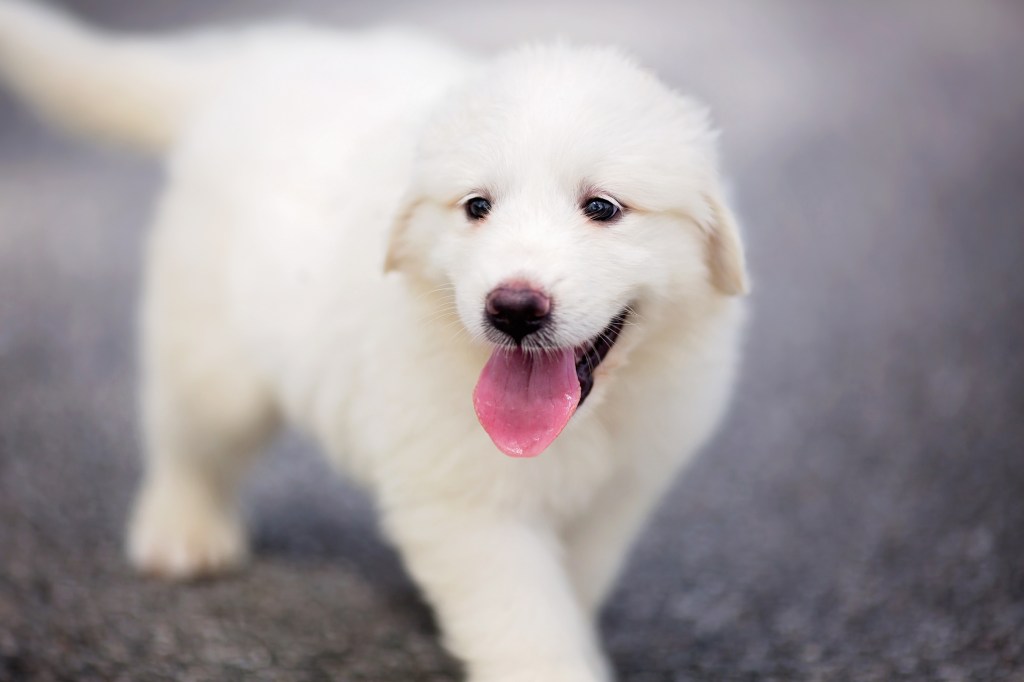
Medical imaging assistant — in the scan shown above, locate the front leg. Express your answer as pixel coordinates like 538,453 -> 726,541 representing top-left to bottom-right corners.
384,505 -> 611,682
564,470 -> 673,615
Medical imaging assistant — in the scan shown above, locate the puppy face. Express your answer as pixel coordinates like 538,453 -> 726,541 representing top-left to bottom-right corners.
387,45 -> 748,454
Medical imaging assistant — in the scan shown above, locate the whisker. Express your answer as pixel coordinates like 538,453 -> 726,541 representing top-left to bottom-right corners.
418,306 -> 461,322
444,323 -> 472,345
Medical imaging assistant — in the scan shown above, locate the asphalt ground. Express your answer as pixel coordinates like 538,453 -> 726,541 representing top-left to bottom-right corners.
1,1 -> 1023,680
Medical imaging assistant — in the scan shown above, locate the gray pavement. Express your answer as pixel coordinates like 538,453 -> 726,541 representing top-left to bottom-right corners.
2,1 -> 1023,680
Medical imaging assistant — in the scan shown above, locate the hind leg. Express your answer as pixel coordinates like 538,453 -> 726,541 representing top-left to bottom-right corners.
128,223 -> 279,580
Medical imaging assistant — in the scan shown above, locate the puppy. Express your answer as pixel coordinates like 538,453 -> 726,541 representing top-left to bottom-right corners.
0,2 -> 749,680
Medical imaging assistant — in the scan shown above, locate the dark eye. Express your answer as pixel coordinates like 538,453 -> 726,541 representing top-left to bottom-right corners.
582,197 -> 621,222
464,196 -> 492,221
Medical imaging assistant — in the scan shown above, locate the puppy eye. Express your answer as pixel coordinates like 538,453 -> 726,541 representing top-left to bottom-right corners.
582,197 -> 621,222
464,196 -> 492,221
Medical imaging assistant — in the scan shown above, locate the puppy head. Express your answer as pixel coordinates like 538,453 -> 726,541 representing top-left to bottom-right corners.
388,43 -> 747,318
386,45 -> 748,454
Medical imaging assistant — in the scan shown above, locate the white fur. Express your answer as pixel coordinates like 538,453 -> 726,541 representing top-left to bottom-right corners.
0,3 -> 748,680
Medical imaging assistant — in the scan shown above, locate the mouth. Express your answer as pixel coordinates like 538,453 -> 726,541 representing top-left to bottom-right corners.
472,307 -> 631,458
574,308 -> 629,408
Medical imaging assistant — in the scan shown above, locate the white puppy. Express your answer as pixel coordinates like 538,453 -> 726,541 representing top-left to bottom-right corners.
0,2 -> 748,680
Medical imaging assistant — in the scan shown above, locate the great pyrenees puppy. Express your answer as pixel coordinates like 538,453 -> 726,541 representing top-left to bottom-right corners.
0,2 -> 748,680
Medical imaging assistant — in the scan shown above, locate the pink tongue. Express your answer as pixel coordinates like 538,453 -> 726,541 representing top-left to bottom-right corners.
473,348 -> 581,457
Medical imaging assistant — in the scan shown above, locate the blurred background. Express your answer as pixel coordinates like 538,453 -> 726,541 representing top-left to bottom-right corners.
1,1 -> 1023,680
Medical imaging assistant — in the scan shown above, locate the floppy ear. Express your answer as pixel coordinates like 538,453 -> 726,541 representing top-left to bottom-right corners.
383,196 -> 422,274
701,191 -> 750,296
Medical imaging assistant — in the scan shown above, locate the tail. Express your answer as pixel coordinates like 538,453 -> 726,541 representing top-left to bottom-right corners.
0,1 -> 233,153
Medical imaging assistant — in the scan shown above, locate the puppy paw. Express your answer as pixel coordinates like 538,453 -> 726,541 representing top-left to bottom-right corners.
127,479 -> 248,580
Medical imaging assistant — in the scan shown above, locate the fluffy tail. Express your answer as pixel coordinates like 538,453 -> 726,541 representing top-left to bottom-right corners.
0,1 -> 232,153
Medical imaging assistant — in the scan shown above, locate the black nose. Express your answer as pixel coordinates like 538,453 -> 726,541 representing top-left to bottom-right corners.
485,286 -> 552,343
